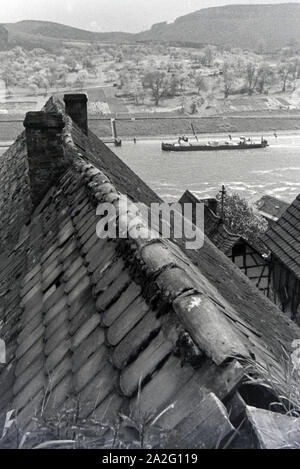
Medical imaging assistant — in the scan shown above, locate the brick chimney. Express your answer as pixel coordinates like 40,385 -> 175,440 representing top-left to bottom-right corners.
24,111 -> 66,207
64,94 -> 88,134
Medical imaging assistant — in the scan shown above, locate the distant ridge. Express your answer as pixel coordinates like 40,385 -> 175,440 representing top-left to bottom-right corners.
1,20 -> 133,50
2,4 -> 300,52
135,3 -> 300,51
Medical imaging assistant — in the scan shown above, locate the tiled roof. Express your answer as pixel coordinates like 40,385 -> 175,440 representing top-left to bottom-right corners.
263,194 -> 300,279
255,195 -> 289,221
203,205 -> 242,255
0,133 -> 32,250
0,98 -> 299,442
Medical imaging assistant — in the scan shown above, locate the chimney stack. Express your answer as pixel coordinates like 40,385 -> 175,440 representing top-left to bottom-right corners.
24,112 -> 66,207
64,94 -> 88,135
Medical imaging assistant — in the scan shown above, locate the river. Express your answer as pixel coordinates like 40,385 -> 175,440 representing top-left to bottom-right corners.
1,131 -> 300,205
110,131 -> 300,204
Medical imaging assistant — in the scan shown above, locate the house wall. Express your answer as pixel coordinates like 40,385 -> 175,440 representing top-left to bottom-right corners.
270,256 -> 300,324
230,244 -> 271,297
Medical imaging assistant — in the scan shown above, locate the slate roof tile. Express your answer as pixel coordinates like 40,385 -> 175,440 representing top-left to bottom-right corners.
19,284 -> 42,308
68,289 -> 93,322
44,295 -> 68,326
45,373 -> 73,411
67,276 -> 90,304
120,331 -> 173,397
21,303 -> 44,329
13,370 -> 45,412
107,296 -> 150,347
15,340 -> 44,378
78,363 -> 116,419
44,323 -> 69,357
64,265 -> 88,294
20,271 -> 41,298
92,257 -> 124,291
21,263 -> 41,288
72,313 -> 101,350
132,354 -> 195,419
45,310 -> 68,340
13,356 -> 44,396
45,338 -> 71,371
16,324 -> 45,360
72,328 -> 105,373
15,390 -> 44,432
63,256 -> 85,282
102,282 -> 142,327
18,313 -> 43,344
74,346 -> 107,393
87,240 -> 117,274
58,239 -> 78,263
112,310 -> 161,370
263,194 -> 300,279
95,270 -> 131,311
44,285 -> 65,311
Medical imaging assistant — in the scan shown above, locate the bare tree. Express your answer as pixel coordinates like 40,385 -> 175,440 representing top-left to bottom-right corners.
256,63 -> 273,94
245,63 -> 258,95
194,72 -> 207,95
129,79 -> 145,105
288,58 -> 300,91
203,46 -> 215,68
278,62 -> 292,92
222,63 -> 235,98
143,70 -> 168,105
168,73 -> 180,97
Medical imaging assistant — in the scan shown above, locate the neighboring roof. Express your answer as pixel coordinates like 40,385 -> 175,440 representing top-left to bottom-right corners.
0,98 -> 299,441
179,190 -> 244,255
255,195 -> 289,222
263,194 -> 300,280
203,205 -> 243,255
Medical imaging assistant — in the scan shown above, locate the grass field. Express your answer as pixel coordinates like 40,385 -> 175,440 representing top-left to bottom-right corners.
2,113 -> 300,142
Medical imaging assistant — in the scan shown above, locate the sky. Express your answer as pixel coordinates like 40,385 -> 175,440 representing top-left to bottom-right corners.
1,0 -> 300,32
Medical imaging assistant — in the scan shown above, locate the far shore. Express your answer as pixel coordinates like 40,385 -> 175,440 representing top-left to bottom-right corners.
2,111 -> 300,142
104,129 -> 300,144
91,114 -> 300,142
2,129 -> 300,153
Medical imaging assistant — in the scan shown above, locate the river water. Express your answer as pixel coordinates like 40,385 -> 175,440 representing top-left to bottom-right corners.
111,132 -> 300,204
1,131 -> 300,205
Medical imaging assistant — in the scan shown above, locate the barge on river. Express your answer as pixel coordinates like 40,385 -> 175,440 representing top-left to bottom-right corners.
162,137 -> 269,152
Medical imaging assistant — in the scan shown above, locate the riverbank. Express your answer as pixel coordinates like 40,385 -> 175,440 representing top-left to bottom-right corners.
2,113 -> 300,142
106,129 -> 300,144
91,115 -> 300,139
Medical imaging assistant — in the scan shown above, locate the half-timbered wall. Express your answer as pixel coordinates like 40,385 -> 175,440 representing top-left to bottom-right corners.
229,243 -> 271,297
